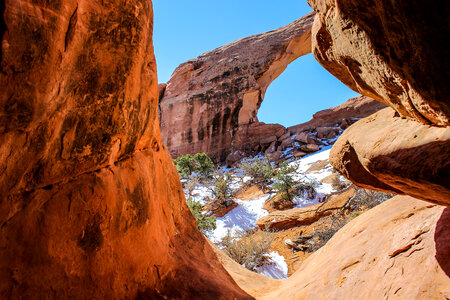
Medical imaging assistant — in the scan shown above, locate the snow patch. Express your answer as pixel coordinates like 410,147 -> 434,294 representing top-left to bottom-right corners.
255,251 -> 288,279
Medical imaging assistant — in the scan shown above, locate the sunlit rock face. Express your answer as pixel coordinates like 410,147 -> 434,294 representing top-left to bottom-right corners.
160,12 -> 315,162
308,0 -> 450,205
0,1 -> 250,298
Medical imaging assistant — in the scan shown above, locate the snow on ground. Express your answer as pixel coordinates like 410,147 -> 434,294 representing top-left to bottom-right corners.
255,251 -> 288,279
207,194 -> 271,243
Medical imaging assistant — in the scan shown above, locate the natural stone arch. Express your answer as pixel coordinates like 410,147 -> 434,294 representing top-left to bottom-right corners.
159,12 -> 315,162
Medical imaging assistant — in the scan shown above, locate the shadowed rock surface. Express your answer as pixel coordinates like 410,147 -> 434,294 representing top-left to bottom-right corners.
160,12 -> 315,162
330,107 -> 450,206
308,0 -> 450,206
0,1 -> 250,298
308,0 -> 450,126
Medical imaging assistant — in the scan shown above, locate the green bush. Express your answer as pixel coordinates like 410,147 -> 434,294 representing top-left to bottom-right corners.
186,198 -> 216,234
210,170 -> 233,204
240,156 -> 274,191
174,152 -> 214,179
273,161 -> 297,202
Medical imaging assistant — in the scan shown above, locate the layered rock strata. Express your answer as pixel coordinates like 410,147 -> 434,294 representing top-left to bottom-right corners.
0,1 -> 250,298
160,12 -> 315,162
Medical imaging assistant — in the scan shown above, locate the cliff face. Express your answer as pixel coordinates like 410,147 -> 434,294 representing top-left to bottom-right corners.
0,1 -> 249,298
160,12 -> 315,162
308,0 -> 450,205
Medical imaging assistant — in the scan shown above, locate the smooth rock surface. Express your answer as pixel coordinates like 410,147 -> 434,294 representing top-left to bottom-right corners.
330,108 -> 450,206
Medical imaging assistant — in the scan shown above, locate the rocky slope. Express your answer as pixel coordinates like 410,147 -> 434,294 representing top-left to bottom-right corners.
160,12 -> 315,162
0,1 -> 249,298
228,196 -> 450,299
308,0 -> 450,206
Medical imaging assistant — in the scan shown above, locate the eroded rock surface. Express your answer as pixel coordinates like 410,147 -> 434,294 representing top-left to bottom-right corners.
228,196 -> 450,299
330,108 -> 450,206
308,0 -> 450,126
160,12 -> 315,161
0,1 -> 250,298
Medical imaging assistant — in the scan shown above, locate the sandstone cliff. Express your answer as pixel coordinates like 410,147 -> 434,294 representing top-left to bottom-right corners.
0,1 -> 249,298
160,12 -> 315,162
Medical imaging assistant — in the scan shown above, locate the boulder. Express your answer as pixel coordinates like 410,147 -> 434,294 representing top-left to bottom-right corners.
293,150 -> 308,158
265,141 -> 277,155
203,199 -> 238,218
309,0 -> 449,126
278,138 -> 294,151
300,144 -> 320,153
330,108 -> 450,206
294,132 -> 314,144
260,135 -> 278,145
159,13 -> 315,161
226,150 -> 247,168
278,132 -> 291,141
270,151 -> 283,162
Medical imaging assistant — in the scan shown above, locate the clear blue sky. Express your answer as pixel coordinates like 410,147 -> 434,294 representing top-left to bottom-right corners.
153,1 -> 359,127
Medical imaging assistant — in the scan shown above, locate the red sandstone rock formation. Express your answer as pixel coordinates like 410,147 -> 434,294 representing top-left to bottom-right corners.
308,0 -> 450,205
160,12 -> 315,162
308,0 -> 450,126
330,107 -> 450,205
229,196 -> 450,298
0,1 -> 250,298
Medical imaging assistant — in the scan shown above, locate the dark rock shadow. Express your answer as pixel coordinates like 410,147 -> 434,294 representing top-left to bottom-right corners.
435,207 -> 450,277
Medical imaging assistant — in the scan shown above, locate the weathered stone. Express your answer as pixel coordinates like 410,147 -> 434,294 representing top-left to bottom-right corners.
260,135 -> 278,145
0,1 -> 250,298
278,132 -> 291,141
308,0 -> 450,126
226,150 -> 247,168
330,108 -> 450,206
160,13 -> 315,161
279,138 -> 294,151
270,151 -> 283,162
204,199 -> 238,218
293,150 -> 308,158
300,144 -> 320,153
265,141 -> 277,155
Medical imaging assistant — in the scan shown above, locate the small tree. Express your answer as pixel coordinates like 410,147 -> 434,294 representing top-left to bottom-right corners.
186,198 -> 216,234
174,154 -> 195,179
210,170 -> 233,204
240,156 -> 274,191
273,161 -> 297,202
193,152 -> 214,178
174,152 -> 215,179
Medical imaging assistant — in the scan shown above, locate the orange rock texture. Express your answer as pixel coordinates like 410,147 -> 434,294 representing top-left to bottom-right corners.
227,196 -> 450,299
308,0 -> 450,205
0,1 -> 250,298
160,12 -> 315,162
308,0 -> 450,126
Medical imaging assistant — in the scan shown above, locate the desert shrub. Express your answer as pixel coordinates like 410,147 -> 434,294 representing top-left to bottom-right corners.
240,156 -> 274,191
294,179 -> 318,200
174,152 -> 214,179
210,170 -> 233,204
183,174 -> 199,197
273,161 -> 297,202
221,230 -> 273,271
193,152 -> 214,178
343,187 -> 394,212
331,173 -> 349,191
186,198 -> 216,234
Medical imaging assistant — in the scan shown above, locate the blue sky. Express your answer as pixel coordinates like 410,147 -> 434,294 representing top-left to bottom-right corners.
153,1 -> 359,127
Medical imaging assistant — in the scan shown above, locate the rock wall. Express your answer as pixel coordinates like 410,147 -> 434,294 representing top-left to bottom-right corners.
160,12 -> 315,162
0,1 -> 250,298
308,0 -> 450,205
